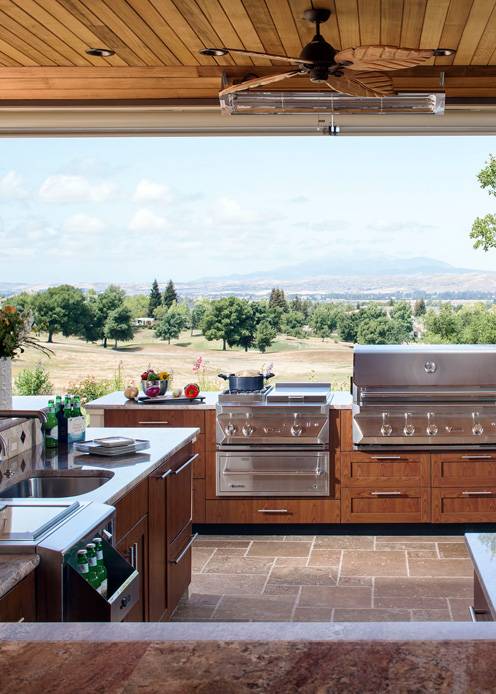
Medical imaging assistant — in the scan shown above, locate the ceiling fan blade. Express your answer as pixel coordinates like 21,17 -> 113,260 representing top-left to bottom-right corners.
326,75 -> 384,98
201,47 -> 311,65
343,70 -> 395,95
220,71 -> 304,97
335,45 -> 438,71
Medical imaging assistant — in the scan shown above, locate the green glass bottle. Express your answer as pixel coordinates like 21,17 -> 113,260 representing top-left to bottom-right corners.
93,537 -> 108,598
85,543 -> 102,592
44,405 -> 58,449
73,396 -> 82,417
76,549 -> 90,579
55,395 -> 62,412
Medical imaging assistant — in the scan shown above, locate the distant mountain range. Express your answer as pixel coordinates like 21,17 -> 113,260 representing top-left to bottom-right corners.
2,255 -> 496,300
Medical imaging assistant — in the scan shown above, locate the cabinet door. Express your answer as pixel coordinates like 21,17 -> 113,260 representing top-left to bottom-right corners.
342,452 -> 429,488
341,487 -> 431,523
167,523 -> 195,616
432,452 -> 496,487
432,487 -> 496,523
0,572 -> 36,622
167,447 -> 194,543
116,515 -> 148,622
114,478 -> 148,543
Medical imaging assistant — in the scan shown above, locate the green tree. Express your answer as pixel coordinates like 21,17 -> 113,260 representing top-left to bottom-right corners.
163,279 -> 178,309
389,301 -> 414,342
337,311 -> 360,343
413,298 -> 426,317
423,304 -> 460,343
255,320 -> 276,353
191,300 -> 209,336
269,287 -> 288,311
14,364 -> 53,395
155,305 -> 187,344
281,310 -> 306,338
310,303 -> 340,341
148,279 -> 162,318
470,154 -> 496,251
357,315 -> 400,345
125,294 -> 149,320
202,297 -> 253,351
104,304 -> 135,348
96,285 -> 126,348
32,285 -> 88,343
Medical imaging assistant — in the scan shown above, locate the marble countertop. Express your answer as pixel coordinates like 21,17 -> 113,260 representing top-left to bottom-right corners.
0,554 -> 39,599
465,533 -> 496,619
0,426 -> 199,508
1,622 -> 496,692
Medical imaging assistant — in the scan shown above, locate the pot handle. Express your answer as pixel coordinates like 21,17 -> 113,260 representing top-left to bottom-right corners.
218,373 -> 229,380
264,373 -> 275,380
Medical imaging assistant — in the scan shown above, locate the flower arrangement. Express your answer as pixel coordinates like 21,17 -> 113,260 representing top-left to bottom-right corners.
0,305 -> 52,359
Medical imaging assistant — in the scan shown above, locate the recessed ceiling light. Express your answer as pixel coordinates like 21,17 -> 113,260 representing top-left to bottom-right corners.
86,47 -> 115,57
200,47 -> 229,56
433,48 -> 456,56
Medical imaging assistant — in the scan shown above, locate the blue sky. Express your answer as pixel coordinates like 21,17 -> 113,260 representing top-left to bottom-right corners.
0,135 -> 495,284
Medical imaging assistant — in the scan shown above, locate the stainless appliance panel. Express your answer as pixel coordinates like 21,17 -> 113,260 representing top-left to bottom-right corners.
217,450 -> 329,496
216,409 -> 329,446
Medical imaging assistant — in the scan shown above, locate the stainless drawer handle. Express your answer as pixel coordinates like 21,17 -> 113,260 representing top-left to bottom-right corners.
139,420 -> 169,425
462,490 -> 494,496
172,533 -> 198,564
223,469 -> 322,476
257,508 -> 289,513
160,468 -> 173,479
461,455 -> 493,460
370,491 -> 402,496
370,456 -> 403,460
17,617 -> 25,623
469,605 -> 489,622
174,453 -> 199,475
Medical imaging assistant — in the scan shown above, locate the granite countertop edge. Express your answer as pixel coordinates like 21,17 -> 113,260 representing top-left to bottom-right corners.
0,554 -> 40,599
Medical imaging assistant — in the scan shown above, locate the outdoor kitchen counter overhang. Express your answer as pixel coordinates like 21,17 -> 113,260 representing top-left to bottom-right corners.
1,621 -> 496,691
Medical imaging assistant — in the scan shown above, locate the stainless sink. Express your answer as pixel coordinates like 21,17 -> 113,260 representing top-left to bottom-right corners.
0,471 -> 114,499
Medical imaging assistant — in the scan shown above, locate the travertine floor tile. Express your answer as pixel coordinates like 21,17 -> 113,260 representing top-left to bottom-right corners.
267,565 -> 337,587
284,535 -> 316,541
190,572 -> 267,596
263,583 -> 300,597
275,556 -> 308,567
375,577 -> 473,599
338,576 -> 373,587
448,598 -> 472,621
375,595 -> 448,610
377,535 -> 464,543
375,542 -> 436,551
406,549 -> 438,559
247,541 -> 312,557
333,608 -> 410,622
292,607 -> 333,622
308,549 -> 342,566
411,609 -> 452,621
192,548 -> 215,573
299,585 -> 372,608
203,555 -> 273,575
314,536 -> 374,549
437,543 -> 470,558
195,539 -> 251,548
408,558 -> 473,577
341,550 -> 407,577
213,594 -> 295,621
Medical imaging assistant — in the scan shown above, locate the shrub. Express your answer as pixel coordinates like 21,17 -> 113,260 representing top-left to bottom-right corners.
67,375 -> 114,405
14,364 -> 53,395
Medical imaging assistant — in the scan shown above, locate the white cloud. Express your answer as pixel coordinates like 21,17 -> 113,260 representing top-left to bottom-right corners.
133,178 -> 171,203
63,213 -> 105,234
209,196 -> 258,226
0,170 -> 27,199
128,208 -> 168,231
39,175 -> 115,203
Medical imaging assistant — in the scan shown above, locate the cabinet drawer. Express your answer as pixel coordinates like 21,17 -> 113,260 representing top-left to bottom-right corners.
0,572 -> 36,622
432,452 -> 496,487
114,478 -> 148,542
167,523 -> 194,616
104,408 -> 205,431
432,487 -> 496,522
166,446 -> 194,543
343,452 -> 429,487
206,499 -> 340,524
341,487 -> 430,523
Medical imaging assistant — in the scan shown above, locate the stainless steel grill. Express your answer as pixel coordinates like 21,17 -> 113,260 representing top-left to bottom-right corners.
353,345 -> 496,449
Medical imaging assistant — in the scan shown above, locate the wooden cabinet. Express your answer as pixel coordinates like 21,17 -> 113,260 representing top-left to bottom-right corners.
342,452 -> 430,488
341,487 -> 431,523
193,478 -> 206,523
206,498 -> 340,524
339,409 -> 353,452
114,478 -> 148,542
148,443 -> 194,621
432,487 -> 496,522
432,452 -> 496,487
0,571 -> 36,622
116,515 -> 148,622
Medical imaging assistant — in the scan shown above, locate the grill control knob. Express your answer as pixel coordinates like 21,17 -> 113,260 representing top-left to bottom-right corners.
426,412 -> 438,437
472,411 -> 484,436
242,424 -> 254,437
403,412 -> 415,436
380,412 -> 392,437
225,422 -> 237,435
291,424 -> 303,437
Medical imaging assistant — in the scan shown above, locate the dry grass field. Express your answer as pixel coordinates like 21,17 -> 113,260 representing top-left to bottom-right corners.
12,329 -> 353,395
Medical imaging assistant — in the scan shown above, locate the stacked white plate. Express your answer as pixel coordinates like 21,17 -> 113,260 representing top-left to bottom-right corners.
74,437 -> 150,456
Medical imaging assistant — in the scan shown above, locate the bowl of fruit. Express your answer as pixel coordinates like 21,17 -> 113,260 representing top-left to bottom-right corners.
141,369 -> 170,397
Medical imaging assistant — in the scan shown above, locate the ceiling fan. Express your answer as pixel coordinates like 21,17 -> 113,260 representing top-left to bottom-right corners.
200,6 -> 455,99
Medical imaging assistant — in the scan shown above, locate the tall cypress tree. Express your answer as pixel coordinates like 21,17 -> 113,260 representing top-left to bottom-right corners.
148,279 -> 162,317
163,279 -> 178,309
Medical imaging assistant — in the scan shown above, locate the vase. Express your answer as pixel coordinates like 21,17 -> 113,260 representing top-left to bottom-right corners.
0,357 -> 13,409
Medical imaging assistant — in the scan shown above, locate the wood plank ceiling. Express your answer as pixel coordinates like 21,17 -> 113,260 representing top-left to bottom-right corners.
0,0 -> 495,102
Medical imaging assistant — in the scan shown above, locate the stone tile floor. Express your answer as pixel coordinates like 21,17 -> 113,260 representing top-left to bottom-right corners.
170,534 -> 474,622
